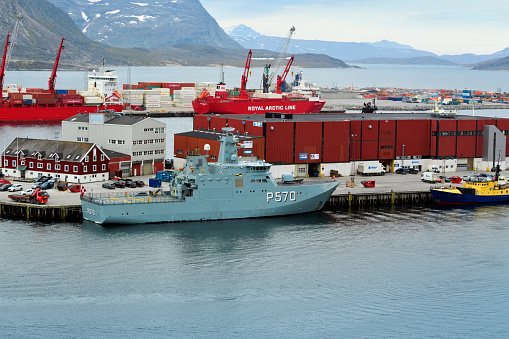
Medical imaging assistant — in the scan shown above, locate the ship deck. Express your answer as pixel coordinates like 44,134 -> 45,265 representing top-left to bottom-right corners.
82,192 -> 183,206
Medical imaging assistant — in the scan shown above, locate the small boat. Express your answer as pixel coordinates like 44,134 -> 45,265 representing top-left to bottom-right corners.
361,180 -> 375,188
430,167 -> 509,204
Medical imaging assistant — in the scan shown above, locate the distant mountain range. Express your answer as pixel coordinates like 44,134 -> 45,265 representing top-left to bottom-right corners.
226,25 -> 509,69
47,0 -> 241,50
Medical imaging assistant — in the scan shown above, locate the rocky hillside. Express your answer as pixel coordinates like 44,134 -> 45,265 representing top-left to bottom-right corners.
0,0 -> 163,68
47,0 -> 241,49
471,56 -> 509,71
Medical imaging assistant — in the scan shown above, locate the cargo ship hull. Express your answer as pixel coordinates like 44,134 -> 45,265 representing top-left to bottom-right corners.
0,105 -> 124,122
193,97 -> 325,115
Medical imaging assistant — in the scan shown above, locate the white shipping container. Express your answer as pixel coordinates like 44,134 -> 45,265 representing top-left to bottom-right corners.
23,95 -> 33,100
181,86 -> 195,90
161,101 -> 172,105
79,90 -> 97,97
146,103 -> 161,108
84,96 -> 104,104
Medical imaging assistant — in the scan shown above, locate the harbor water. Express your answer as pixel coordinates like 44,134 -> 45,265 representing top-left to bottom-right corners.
1,65 -> 509,337
1,206 -> 508,337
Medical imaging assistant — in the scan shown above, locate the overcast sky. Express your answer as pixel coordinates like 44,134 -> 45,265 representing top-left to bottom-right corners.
200,0 -> 509,55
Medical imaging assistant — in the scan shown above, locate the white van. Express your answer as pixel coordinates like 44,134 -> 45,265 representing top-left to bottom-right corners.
421,171 -> 439,183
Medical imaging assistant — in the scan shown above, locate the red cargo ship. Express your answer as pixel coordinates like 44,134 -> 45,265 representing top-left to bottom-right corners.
0,33 -> 122,122
192,49 -> 325,115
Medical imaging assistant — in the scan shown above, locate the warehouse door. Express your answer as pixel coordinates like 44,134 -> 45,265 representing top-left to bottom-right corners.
143,161 -> 153,175
296,164 -> 307,178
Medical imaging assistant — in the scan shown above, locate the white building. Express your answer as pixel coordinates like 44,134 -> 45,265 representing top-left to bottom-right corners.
62,113 -> 166,176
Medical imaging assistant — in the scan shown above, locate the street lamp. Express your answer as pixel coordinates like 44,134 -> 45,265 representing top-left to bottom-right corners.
351,133 -> 357,184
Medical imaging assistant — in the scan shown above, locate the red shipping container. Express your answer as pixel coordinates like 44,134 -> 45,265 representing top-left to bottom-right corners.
62,99 -> 83,104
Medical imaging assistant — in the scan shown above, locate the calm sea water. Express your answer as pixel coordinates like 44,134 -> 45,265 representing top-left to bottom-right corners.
0,207 -> 508,337
1,65 -> 509,337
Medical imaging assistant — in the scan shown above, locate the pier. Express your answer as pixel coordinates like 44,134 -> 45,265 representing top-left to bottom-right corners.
0,202 -> 82,223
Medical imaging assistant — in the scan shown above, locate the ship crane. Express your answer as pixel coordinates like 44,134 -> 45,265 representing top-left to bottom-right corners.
0,32 -> 10,95
240,49 -> 252,99
263,26 -> 295,93
276,55 -> 294,94
48,37 -> 65,93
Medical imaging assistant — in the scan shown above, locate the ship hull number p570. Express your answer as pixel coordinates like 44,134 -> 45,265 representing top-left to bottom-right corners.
267,191 -> 296,203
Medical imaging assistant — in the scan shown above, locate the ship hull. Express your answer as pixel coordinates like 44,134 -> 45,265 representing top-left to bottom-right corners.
82,181 -> 338,225
192,97 -> 325,115
0,105 -> 123,122
431,188 -> 509,204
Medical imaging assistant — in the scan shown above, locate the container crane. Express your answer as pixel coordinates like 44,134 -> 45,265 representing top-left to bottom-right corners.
276,55 -> 294,94
263,26 -> 295,93
48,37 -> 65,93
0,32 -> 10,94
239,49 -> 252,99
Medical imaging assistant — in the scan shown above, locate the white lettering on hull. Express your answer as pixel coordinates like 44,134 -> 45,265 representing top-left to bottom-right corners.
267,191 -> 297,203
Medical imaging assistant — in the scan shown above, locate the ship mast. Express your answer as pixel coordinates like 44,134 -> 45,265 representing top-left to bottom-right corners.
0,32 -> 10,94
48,37 -> 65,93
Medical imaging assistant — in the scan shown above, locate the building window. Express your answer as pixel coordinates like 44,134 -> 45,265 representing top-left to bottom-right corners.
101,154 -> 105,161
73,166 -> 78,172
4,159 -> 7,166
65,165 -> 69,172
155,127 -> 165,133
12,160 -> 16,167
29,162 -> 33,168
38,154 -> 42,160
56,164 -> 60,170
85,156 -> 89,162
93,165 -> 97,172
93,155 -> 97,162
83,165 -> 87,172
109,140 -> 116,144
47,163 -> 51,170
77,137 -> 82,142
37,163 -> 43,169
102,164 -> 106,171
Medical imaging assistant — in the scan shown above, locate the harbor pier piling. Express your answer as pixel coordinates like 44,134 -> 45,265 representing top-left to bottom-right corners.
324,191 -> 434,211
0,202 -> 82,223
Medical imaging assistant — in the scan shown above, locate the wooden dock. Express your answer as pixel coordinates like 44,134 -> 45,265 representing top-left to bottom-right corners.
0,202 -> 82,223
324,191 -> 435,211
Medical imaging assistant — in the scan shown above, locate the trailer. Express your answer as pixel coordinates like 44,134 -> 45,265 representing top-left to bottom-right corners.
358,163 -> 386,176
9,188 -> 49,204
421,171 -> 440,183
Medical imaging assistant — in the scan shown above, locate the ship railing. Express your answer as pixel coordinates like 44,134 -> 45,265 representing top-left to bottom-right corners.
81,191 -> 184,205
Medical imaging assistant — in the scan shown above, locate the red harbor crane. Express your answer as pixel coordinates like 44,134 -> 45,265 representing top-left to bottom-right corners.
0,32 -> 10,96
276,55 -> 294,94
48,37 -> 65,93
240,49 -> 252,99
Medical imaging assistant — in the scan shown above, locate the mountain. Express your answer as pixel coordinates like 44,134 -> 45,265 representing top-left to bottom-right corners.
226,25 -> 437,61
0,0 -> 164,69
471,56 -> 509,71
47,0 -> 242,49
226,25 -> 509,67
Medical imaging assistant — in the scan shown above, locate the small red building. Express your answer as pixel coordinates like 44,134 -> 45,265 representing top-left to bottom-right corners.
1,138 -> 112,183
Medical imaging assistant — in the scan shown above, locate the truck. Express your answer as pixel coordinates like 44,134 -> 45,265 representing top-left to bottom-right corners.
427,165 -> 440,173
358,163 -> 386,176
421,171 -> 439,183
9,188 -> 49,204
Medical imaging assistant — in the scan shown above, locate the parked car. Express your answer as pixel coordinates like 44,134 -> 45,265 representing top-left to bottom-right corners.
69,184 -> 82,193
125,181 -> 137,188
395,168 -> 408,174
0,183 -> 13,191
40,181 -> 54,190
438,176 -> 451,183
114,180 -> 126,188
133,192 -> 149,197
34,176 -> 51,183
407,168 -> 419,174
102,182 -> 116,189
31,183 -> 42,189
0,179 -> 10,184
134,180 -> 145,187
451,176 -> 463,184
8,183 -> 24,192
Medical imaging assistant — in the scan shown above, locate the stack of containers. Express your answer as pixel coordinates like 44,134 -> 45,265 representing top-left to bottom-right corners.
173,83 -> 195,108
57,90 -> 84,105
158,88 -> 172,105
144,90 -> 161,108
173,88 -> 196,108
122,90 -> 144,108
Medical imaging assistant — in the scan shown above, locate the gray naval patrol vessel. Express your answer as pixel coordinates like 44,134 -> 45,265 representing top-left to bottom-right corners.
81,128 -> 340,225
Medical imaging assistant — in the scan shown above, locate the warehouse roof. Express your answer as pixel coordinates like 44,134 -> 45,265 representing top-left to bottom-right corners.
217,112 -> 497,122
177,130 -> 263,141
